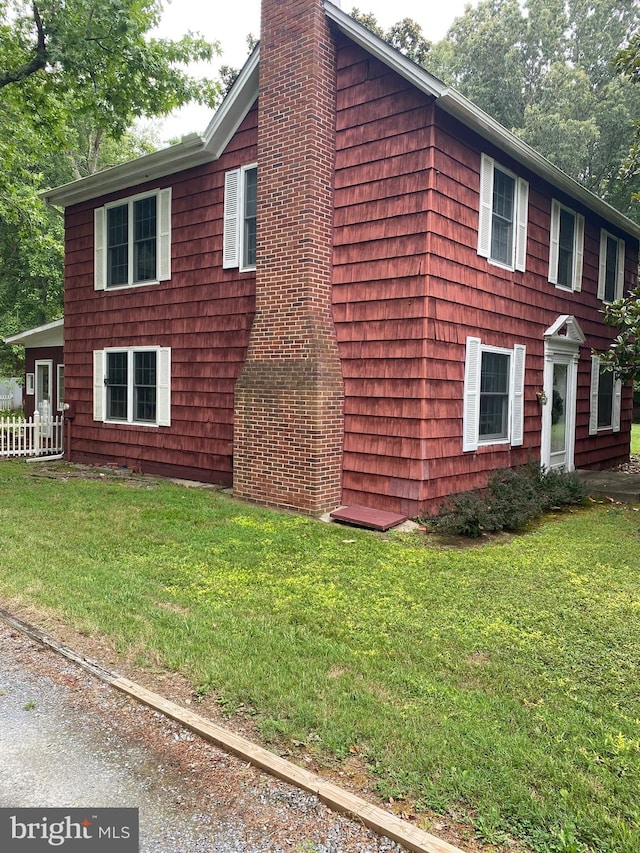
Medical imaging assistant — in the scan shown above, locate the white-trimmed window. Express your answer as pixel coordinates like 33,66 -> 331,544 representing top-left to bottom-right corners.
597,230 -> 625,304
56,364 -> 64,412
26,373 -> 34,396
93,347 -> 171,427
548,200 -> 584,291
463,337 -> 526,452
94,188 -> 172,290
478,154 -> 529,271
589,356 -> 621,435
223,164 -> 257,270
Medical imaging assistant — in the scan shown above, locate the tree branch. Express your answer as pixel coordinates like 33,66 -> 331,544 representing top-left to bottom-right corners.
0,2 -> 48,89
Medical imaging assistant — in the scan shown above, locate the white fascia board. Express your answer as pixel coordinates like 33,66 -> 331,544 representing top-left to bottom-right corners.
203,47 -> 260,158
325,0 -> 640,242
41,133 -> 209,209
4,318 -> 64,348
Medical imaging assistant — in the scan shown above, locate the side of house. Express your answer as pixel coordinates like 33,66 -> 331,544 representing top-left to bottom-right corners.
3,319 -> 64,420
41,0 -> 640,516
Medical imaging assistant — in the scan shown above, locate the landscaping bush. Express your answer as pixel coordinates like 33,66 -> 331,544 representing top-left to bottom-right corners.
429,463 -> 587,537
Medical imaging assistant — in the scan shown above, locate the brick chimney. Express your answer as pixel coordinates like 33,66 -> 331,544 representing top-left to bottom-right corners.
233,0 -> 344,514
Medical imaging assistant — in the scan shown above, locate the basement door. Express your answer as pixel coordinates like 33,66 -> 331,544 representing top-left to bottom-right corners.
541,316 -> 585,472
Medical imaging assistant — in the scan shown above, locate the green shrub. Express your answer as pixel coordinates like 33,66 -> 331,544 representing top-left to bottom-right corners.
428,464 -> 587,537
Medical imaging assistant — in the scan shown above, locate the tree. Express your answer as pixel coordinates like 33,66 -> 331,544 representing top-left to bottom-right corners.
349,7 -> 431,64
598,286 -> 640,384
428,0 -> 640,220
0,0 -> 223,375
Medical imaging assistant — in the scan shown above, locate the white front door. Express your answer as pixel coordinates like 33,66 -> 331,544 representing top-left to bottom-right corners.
541,318 -> 584,472
34,360 -> 52,418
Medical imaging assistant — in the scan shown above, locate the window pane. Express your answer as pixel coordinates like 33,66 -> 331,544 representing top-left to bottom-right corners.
134,351 -> 157,422
134,197 -> 157,282
597,367 -> 614,429
106,352 -> 128,420
490,169 -> 514,265
479,351 -> 510,439
557,208 -> 575,288
604,235 -> 618,302
107,205 -> 129,286
243,167 -> 257,268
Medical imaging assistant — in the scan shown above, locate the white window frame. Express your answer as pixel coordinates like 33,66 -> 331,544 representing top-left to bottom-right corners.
463,337 -> 526,452
94,188 -> 172,291
478,153 -> 529,272
93,346 -> 171,427
589,355 -> 621,435
56,364 -> 64,412
26,373 -> 34,396
223,163 -> 257,271
548,199 -> 584,292
597,229 -> 625,304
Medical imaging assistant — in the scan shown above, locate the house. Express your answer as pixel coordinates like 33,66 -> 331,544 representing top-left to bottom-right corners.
3,319 -> 64,420
40,0 -> 640,517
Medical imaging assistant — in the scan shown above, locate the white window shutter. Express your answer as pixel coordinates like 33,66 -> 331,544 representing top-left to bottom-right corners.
477,155 -> 493,259
548,200 -> 560,284
93,350 -> 105,422
94,207 -> 106,291
597,230 -> 607,300
223,169 -> 241,269
511,344 -> 526,446
157,348 -> 171,427
573,214 -> 584,292
616,239 -> 625,300
589,355 -> 600,436
515,178 -> 529,272
158,188 -> 172,281
612,377 -> 622,433
463,337 -> 482,452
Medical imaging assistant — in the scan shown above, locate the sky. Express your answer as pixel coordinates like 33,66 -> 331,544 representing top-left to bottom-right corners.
152,0 -> 476,143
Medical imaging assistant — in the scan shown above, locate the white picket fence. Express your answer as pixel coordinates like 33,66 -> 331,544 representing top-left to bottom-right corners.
0,411 -> 64,458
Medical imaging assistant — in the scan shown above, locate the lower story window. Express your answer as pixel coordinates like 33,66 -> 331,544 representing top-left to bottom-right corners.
463,337 -> 526,452
589,356 -> 621,435
94,347 -> 171,427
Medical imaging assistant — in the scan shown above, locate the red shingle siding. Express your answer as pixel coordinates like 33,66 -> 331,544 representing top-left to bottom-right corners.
333,43 -> 638,515
63,107 -> 258,483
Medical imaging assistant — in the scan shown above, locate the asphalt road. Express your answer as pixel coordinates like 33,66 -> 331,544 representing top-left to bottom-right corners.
0,621 -> 403,853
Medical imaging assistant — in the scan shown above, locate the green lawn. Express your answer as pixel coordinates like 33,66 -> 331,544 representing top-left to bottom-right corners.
631,422 -> 640,456
0,460 -> 639,853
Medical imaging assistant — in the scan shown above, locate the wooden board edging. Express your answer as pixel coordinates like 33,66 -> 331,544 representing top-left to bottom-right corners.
0,607 -> 467,853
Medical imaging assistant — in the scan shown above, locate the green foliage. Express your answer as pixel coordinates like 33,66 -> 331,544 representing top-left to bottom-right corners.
430,0 -> 640,219
430,464 -> 587,537
349,7 -> 431,64
598,283 -> 640,384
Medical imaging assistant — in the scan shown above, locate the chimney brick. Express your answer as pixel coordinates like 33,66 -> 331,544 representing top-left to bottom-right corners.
233,0 -> 344,514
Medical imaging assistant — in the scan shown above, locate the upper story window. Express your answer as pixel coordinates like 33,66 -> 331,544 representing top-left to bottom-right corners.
93,347 -> 171,427
94,188 -> 172,291
463,336 -> 526,452
597,230 -> 625,304
478,154 -> 529,272
589,356 -> 621,435
223,164 -> 258,271
548,200 -> 584,292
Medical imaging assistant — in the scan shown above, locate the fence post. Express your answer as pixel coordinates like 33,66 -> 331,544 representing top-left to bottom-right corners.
34,410 -> 41,454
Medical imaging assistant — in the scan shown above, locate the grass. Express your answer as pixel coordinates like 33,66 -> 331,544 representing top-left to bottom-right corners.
631,422 -> 640,456
0,460 -> 639,853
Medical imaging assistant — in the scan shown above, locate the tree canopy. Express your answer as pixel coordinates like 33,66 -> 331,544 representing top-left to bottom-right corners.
0,0 -> 221,376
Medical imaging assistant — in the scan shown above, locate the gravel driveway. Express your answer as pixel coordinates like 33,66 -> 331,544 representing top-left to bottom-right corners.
0,621 -> 404,853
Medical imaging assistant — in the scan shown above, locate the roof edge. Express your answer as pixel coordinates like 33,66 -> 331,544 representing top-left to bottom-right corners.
4,318 -> 64,347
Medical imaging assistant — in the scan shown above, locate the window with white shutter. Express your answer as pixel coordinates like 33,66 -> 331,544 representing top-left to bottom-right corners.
93,347 -> 171,427
223,164 -> 257,271
463,337 -> 526,451
94,188 -> 171,290
477,154 -> 529,272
